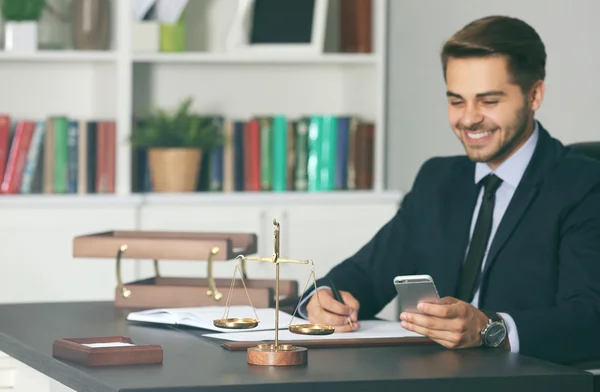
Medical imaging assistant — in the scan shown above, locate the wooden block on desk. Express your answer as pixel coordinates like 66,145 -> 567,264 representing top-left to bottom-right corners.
52,336 -> 163,367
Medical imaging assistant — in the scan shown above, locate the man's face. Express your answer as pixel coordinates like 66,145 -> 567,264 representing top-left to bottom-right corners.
445,56 -> 536,168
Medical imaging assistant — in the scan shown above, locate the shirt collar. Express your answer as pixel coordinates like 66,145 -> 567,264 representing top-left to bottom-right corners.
474,121 -> 539,188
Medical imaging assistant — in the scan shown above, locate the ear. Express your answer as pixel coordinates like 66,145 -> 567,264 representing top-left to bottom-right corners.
529,81 -> 545,111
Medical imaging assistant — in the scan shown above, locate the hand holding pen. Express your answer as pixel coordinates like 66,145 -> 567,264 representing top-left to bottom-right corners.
304,278 -> 360,332
328,279 -> 355,329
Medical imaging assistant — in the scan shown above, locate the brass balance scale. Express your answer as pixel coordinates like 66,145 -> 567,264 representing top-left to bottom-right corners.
213,218 -> 335,366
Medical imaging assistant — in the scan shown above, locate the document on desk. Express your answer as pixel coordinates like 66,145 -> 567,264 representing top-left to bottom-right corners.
202,320 -> 424,341
127,306 -> 310,333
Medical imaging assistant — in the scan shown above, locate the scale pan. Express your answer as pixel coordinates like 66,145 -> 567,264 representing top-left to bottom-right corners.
288,323 -> 335,335
213,318 -> 259,329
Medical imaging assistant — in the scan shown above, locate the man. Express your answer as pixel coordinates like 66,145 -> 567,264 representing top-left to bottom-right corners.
299,15 -> 600,365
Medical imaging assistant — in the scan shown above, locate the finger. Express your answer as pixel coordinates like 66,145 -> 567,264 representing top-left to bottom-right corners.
305,290 -> 333,314
306,294 -> 348,325
317,290 -> 353,316
340,291 -> 359,311
340,291 -> 360,320
438,296 -> 458,305
309,308 -> 353,327
401,321 -> 461,347
417,302 -> 459,318
400,312 -> 448,331
333,321 -> 360,333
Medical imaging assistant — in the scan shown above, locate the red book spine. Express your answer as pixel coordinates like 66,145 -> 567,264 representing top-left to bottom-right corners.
96,122 -> 106,193
1,121 -> 35,194
0,115 -> 11,185
105,121 -> 116,193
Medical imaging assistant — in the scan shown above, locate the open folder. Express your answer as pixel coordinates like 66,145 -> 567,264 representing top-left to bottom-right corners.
126,306 -> 310,333
202,320 -> 432,350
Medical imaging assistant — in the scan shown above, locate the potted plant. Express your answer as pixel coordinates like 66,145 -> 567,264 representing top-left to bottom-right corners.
131,97 -> 223,193
1,0 -> 46,52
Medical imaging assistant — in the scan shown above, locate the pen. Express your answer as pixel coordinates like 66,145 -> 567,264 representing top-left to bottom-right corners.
328,279 -> 354,328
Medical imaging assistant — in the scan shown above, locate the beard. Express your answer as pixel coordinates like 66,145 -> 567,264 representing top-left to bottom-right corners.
457,102 -> 532,164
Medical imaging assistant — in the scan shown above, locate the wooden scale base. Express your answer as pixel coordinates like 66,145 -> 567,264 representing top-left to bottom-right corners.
247,344 -> 307,366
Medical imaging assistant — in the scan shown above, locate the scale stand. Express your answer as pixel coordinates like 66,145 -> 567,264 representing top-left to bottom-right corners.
213,218 -> 334,366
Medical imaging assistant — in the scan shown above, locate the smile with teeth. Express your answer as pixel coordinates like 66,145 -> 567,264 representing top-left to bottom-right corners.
468,131 -> 492,139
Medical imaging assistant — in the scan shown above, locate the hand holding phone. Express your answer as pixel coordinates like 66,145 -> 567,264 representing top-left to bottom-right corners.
394,274 -> 440,314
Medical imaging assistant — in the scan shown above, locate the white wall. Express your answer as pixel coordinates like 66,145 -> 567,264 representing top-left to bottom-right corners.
386,0 -> 600,192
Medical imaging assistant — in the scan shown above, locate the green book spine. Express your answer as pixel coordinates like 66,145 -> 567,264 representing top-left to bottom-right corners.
271,115 -> 287,192
307,116 -> 322,191
319,116 -> 337,191
53,117 -> 69,193
259,118 -> 272,190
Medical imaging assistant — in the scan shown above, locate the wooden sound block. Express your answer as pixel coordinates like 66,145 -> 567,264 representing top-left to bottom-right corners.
247,344 -> 307,366
52,336 -> 163,367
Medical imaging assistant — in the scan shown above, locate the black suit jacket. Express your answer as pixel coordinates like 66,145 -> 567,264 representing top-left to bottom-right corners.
314,124 -> 600,365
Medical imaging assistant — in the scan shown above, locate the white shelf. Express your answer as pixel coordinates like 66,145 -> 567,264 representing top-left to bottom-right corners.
142,190 -> 402,206
0,194 -> 141,208
132,52 -> 379,65
0,50 -> 117,63
0,190 -> 401,208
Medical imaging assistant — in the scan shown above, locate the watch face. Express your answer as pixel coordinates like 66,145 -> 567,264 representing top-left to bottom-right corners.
484,323 -> 506,347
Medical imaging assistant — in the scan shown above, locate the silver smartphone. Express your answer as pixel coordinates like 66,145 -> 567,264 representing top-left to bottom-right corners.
394,274 -> 440,314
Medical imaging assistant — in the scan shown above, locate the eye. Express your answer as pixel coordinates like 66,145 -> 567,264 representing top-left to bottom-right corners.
483,101 -> 498,105
449,101 -> 464,107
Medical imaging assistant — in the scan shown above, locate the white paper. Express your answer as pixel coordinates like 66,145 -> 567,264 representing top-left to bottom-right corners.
83,342 -> 135,348
202,320 -> 424,342
156,0 -> 189,23
127,306 -> 311,333
131,0 -> 157,21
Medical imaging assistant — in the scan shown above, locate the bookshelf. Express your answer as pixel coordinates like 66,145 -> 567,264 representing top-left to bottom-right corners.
0,0 -> 400,321
0,0 -> 390,198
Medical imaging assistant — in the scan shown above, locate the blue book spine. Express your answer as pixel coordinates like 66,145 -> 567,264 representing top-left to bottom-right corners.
67,120 -> 79,194
233,121 -> 245,191
210,146 -> 223,191
335,117 -> 349,190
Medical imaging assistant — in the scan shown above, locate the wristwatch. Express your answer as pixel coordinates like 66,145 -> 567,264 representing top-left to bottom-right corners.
480,310 -> 507,348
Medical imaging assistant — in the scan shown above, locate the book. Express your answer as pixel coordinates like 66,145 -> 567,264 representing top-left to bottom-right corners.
127,305 -> 310,333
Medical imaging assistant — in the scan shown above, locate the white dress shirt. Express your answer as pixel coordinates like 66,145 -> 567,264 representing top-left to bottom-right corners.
467,121 -> 539,352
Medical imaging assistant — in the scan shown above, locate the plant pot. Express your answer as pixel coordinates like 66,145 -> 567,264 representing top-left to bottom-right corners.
4,21 -> 38,52
148,148 -> 202,192
160,22 -> 185,52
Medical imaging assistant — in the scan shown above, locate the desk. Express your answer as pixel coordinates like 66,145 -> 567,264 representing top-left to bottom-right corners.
0,301 -> 593,392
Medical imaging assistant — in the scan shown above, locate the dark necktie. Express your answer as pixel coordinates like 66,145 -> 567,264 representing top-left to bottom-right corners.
456,174 -> 503,302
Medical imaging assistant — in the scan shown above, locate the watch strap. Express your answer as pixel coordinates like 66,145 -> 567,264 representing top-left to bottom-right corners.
482,309 -> 503,324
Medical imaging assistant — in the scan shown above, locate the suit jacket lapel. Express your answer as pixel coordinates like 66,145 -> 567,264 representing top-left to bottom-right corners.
439,160 -> 479,297
481,125 -> 555,278
482,185 -> 538,278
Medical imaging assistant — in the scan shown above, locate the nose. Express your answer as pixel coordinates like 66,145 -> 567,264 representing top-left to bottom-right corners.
460,103 -> 484,129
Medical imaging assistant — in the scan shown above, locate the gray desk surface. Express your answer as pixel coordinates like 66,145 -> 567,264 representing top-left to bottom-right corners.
0,301 -> 593,392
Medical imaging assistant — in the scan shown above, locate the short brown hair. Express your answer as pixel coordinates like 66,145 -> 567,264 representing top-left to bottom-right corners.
441,16 -> 546,93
